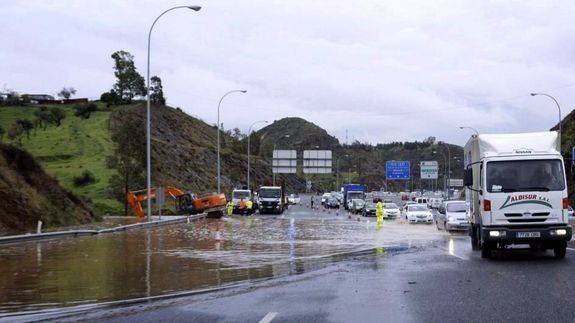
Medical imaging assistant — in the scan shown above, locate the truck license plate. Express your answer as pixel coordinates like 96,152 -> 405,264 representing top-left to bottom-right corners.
517,232 -> 540,238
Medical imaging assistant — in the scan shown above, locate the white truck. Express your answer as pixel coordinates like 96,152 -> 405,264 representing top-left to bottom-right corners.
464,131 -> 571,259
257,186 -> 284,214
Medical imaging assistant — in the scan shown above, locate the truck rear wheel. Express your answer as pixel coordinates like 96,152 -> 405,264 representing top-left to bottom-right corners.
554,241 -> 567,259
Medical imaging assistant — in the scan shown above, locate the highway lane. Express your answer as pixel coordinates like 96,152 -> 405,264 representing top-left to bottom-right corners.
47,197 -> 575,323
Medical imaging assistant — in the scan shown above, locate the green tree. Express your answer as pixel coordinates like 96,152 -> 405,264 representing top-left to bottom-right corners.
74,103 -> 98,119
0,125 -> 5,142
16,119 -> 33,139
34,108 -> 53,130
107,117 -> 146,216
149,76 -> 166,105
49,107 -> 66,127
7,121 -> 24,144
57,87 -> 77,100
100,90 -> 122,106
110,50 -> 146,103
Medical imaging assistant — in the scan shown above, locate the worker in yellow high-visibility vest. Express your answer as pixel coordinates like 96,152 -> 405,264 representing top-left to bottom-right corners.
246,199 -> 253,215
376,199 -> 384,225
226,201 -> 233,216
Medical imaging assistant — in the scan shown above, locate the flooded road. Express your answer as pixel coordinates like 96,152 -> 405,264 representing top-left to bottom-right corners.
0,200 -> 446,315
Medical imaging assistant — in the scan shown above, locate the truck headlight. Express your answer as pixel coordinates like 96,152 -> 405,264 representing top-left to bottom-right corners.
556,229 -> 567,236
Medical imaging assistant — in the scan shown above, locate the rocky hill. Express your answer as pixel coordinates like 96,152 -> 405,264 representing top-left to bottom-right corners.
253,117 -> 463,192
0,144 -> 96,234
110,104 -> 307,196
553,109 -> 575,204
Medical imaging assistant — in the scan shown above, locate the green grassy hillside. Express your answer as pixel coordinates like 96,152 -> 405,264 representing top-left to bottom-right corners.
0,104 -> 119,214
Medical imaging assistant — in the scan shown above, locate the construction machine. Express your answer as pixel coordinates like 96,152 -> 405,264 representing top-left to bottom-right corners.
126,186 -> 226,218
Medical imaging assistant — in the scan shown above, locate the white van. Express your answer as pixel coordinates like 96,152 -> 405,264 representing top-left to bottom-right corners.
415,197 -> 428,205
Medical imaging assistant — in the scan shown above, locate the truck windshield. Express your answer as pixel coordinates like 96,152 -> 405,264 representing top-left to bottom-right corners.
233,191 -> 250,199
259,189 -> 281,198
348,192 -> 364,200
486,159 -> 565,193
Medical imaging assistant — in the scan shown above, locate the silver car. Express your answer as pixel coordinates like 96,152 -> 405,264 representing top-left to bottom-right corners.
435,201 -> 469,232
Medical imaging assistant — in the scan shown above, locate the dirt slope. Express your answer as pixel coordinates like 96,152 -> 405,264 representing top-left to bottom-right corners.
0,144 -> 96,234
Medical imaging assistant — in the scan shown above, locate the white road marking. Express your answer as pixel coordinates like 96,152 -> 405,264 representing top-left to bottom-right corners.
566,247 -> 575,251
259,312 -> 278,323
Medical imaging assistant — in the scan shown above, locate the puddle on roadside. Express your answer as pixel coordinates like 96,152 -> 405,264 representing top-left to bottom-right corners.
0,214 -> 442,315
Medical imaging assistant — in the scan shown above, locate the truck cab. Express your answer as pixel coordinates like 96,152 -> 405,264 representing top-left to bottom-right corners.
464,131 -> 571,258
257,186 -> 284,214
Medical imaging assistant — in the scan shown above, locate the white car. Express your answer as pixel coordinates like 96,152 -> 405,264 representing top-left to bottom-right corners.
350,199 -> 366,214
321,193 -> 331,205
435,201 -> 469,232
569,205 -> 574,218
287,194 -> 300,205
405,204 -> 433,223
383,203 -> 401,219
428,197 -> 443,209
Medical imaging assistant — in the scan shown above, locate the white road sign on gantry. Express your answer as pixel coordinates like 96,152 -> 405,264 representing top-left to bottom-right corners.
420,161 -> 438,179
272,150 -> 297,173
303,150 -> 332,174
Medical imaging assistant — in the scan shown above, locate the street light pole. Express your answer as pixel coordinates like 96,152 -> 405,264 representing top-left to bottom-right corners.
247,120 -> 267,190
146,5 -> 201,222
530,93 -> 562,147
217,89 -> 247,193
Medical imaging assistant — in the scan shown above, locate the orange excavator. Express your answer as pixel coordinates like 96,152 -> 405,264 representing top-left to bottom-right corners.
126,186 -> 227,218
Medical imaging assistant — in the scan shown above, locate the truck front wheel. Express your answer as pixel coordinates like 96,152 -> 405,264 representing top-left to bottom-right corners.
554,241 -> 567,259
481,242 -> 494,259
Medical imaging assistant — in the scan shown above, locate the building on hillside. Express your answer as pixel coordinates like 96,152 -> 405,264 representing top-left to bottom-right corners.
22,94 -> 55,103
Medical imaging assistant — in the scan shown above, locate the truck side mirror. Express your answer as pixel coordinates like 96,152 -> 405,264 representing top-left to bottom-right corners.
464,168 -> 473,187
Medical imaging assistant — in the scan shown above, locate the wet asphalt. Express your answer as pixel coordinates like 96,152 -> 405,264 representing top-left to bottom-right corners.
55,196 -> 575,323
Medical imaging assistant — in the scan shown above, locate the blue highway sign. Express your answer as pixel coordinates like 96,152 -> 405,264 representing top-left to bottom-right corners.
386,161 -> 410,180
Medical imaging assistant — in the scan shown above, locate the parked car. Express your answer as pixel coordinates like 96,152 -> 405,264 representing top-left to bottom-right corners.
350,199 -> 365,214
326,196 -> 340,209
435,201 -> 469,232
287,194 -> 301,205
362,201 -> 377,216
569,205 -> 574,218
404,204 -> 433,223
383,203 -> 400,219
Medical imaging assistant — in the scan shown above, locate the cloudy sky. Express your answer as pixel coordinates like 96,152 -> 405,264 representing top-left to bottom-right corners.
2,0 -> 574,146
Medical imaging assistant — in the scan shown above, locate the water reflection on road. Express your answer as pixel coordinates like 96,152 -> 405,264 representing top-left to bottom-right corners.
0,205 -> 443,314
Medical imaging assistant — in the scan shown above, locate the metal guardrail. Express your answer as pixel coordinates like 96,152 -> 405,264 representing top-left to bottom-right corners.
0,214 -> 206,245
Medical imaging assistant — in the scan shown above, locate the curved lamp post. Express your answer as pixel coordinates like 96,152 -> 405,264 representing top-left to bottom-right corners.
146,5 -> 201,221
530,92 -> 562,147
459,126 -> 479,136
247,120 -> 267,190
217,89 -> 247,193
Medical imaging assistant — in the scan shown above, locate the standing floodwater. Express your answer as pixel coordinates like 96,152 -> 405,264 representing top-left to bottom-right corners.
0,203 -> 443,314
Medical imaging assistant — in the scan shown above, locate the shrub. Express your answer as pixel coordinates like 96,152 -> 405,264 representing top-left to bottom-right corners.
73,170 -> 96,187
74,103 -> 98,119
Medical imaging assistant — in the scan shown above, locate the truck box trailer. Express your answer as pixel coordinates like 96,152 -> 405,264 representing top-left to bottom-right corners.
464,131 -> 571,258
